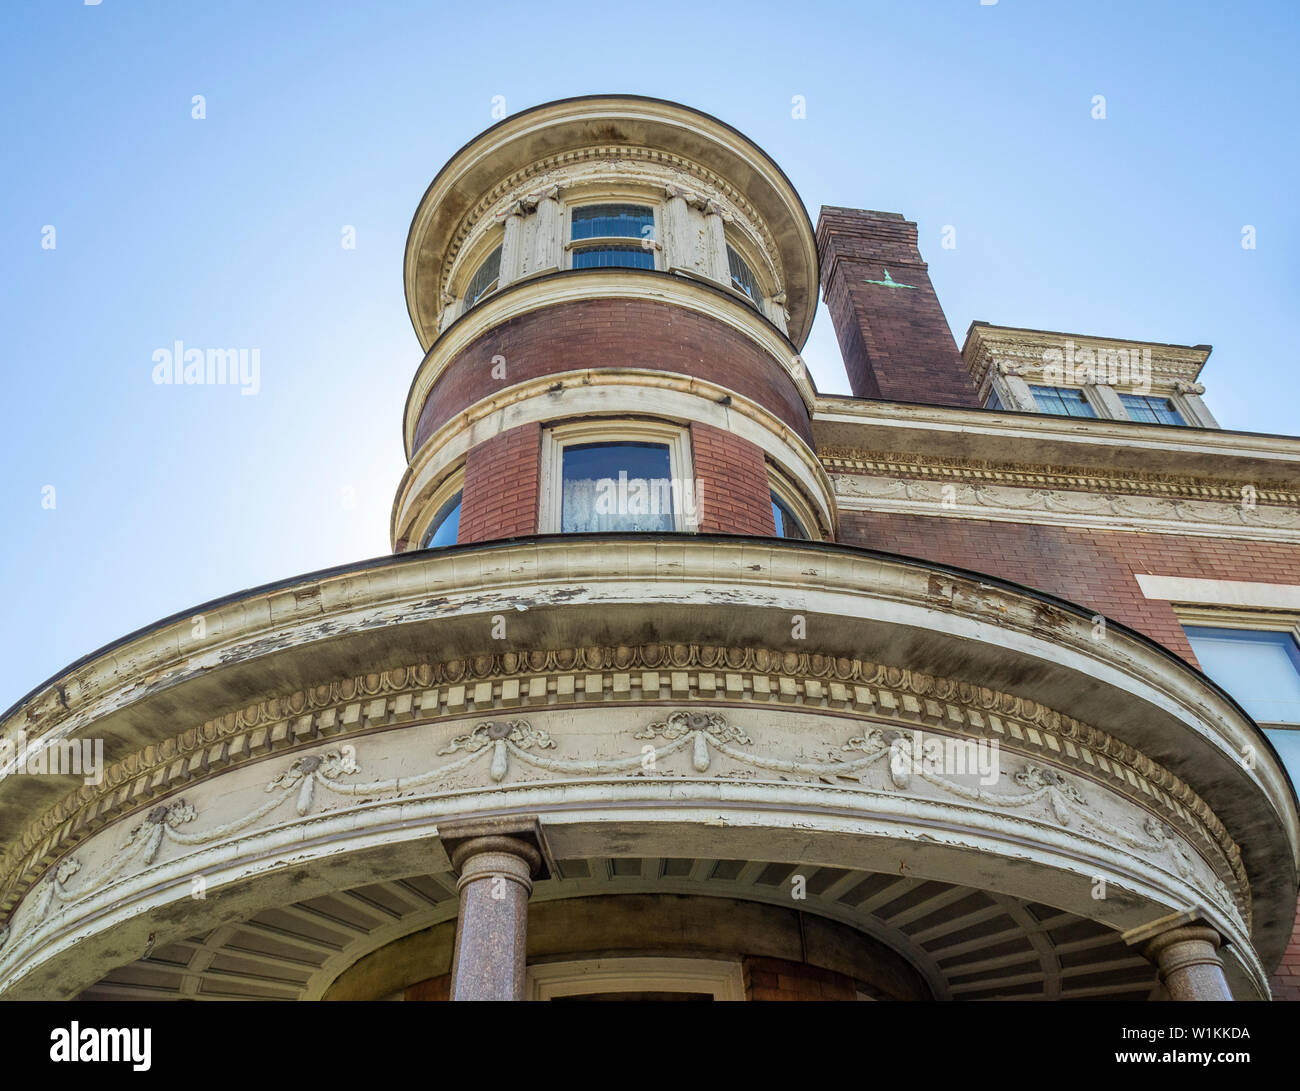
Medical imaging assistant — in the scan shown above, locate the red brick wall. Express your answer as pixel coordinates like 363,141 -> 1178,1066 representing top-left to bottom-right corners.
1271,898 -> 1300,1000
413,298 -> 812,451
817,207 -> 980,409
743,957 -> 859,1000
837,509 -> 1300,663
457,422 -> 540,543
690,423 -> 776,536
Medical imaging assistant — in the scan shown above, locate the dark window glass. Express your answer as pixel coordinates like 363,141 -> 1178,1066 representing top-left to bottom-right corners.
727,245 -> 763,306
422,492 -> 462,549
571,245 -> 655,270
985,387 -> 1005,411
771,492 -> 809,539
1120,393 -> 1186,426
463,246 -> 502,311
561,442 -> 674,532
570,204 -> 654,241
1029,385 -> 1097,418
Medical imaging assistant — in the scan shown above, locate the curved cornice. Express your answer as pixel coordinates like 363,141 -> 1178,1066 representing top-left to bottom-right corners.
1,536 -> 1294,965
404,95 -> 819,351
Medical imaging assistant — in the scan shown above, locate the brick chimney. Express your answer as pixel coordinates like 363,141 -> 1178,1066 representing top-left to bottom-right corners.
817,207 -> 980,407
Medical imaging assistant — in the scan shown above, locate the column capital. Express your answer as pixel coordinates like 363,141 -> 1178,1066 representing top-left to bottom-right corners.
1123,909 -> 1233,1001
438,814 -> 553,881
1121,907 -> 1215,948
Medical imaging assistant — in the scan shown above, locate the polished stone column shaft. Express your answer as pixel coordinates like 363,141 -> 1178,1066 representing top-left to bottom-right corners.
448,835 -> 542,1001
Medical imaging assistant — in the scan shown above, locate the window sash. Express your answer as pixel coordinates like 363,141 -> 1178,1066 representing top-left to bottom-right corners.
570,204 -> 654,241
422,491 -> 462,549
463,245 -> 502,311
1184,626 -> 1300,724
1121,393 -> 1185,425
571,245 -> 655,270
1029,385 -> 1097,418
726,245 -> 763,306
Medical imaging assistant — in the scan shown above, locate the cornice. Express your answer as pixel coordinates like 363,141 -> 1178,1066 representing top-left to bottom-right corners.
822,448 -> 1300,542
962,323 -> 1212,390
441,148 -> 785,306
811,397 -> 1300,478
404,96 -> 819,350
0,641 -> 1249,933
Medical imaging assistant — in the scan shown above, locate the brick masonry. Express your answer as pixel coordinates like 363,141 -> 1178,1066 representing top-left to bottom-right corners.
837,508 -> 1300,663
457,422 -> 541,543
413,297 -> 813,451
817,207 -> 981,409
690,423 -> 776,536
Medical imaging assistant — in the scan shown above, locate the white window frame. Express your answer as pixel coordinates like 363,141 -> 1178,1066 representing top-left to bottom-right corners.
526,957 -> 745,1001
539,419 -> 695,534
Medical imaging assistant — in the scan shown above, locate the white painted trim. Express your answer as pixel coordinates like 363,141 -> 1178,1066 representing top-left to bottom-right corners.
1135,575 -> 1300,609
526,957 -> 745,1001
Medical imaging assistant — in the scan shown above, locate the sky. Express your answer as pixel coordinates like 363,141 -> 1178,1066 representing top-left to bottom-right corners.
1,0 -> 1297,709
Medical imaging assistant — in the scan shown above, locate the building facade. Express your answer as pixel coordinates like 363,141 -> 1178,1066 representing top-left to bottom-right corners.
2,96 -> 1298,1001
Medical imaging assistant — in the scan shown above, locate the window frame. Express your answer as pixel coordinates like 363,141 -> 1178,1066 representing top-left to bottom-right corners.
767,464 -> 821,541
564,200 -> 660,272
538,419 -> 696,534
1119,391 -> 1188,426
415,469 -> 466,550
1178,608 -> 1300,729
1027,384 -> 1102,419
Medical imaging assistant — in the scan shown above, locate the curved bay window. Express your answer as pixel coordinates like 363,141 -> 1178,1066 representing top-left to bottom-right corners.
462,245 -> 502,313
770,491 -> 809,540
541,421 -> 696,533
726,244 -> 764,308
421,488 -> 463,549
569,203 -> 656,270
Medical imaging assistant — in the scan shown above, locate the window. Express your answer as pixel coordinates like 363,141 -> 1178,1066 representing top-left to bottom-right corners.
726,245 -> 763,307
771,492 -> 809,539
571,245 -> 654,270
569,204 -> 656,271
421,491 -> 462,548
1185,624 -> 1300,789
1121,393 -> 1186,426
540,420 -> 695,533
984,387 -> 1005,411
560,443 -> 674,532
1184,627 -> 1300,725
1029,385 -> 1097,418
463,245 -> 502,312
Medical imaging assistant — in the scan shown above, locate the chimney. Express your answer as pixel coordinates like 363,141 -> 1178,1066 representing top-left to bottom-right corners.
817,207 -> 980,407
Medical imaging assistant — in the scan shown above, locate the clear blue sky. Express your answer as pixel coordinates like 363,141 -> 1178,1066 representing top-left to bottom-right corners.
2,0 -> 1297,707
